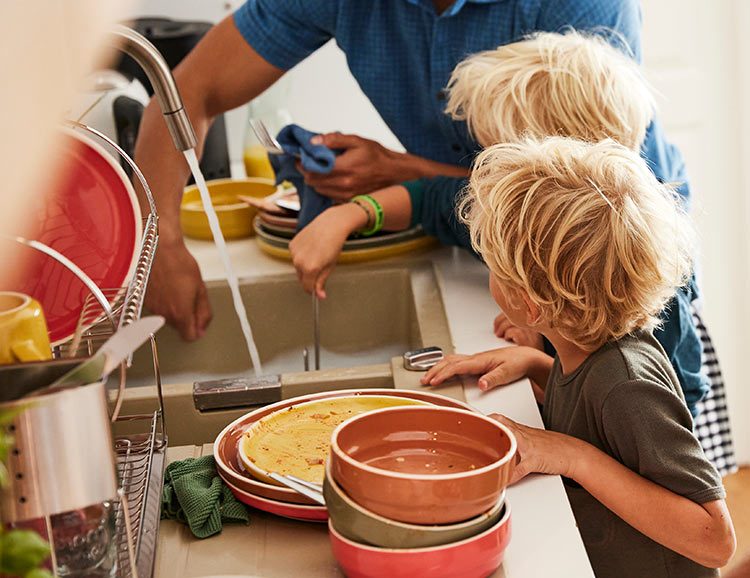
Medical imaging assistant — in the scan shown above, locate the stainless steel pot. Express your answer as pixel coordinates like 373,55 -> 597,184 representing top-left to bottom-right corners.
0,380 -> 117,522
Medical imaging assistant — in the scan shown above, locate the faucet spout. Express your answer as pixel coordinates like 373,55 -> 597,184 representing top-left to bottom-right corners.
110,24 -> 197,151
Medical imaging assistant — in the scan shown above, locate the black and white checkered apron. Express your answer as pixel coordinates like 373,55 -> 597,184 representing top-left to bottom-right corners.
692,306 -> 738,477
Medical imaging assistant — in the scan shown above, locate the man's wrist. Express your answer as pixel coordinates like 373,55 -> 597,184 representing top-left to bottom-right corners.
158,225 -> 187,248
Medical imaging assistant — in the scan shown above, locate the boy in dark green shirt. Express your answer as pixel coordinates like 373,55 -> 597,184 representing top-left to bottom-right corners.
422,137 -> 735,577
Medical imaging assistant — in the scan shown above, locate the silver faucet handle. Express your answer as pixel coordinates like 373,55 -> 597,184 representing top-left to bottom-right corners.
403,346 -> 444,371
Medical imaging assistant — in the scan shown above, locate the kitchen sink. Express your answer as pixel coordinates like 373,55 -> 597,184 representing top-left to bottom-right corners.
116,261 -> 456,445
128,261 -> 449,386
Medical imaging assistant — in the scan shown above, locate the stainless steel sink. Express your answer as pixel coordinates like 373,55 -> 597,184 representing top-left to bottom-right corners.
127,262 -> 451,387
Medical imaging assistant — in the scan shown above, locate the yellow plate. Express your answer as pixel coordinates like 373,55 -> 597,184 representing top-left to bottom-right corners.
181,178 -> 276,240
239,395 -> 430,485
257,234 -> 438,264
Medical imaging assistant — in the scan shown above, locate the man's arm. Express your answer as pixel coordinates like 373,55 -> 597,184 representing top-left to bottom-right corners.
134,16 -> 284,340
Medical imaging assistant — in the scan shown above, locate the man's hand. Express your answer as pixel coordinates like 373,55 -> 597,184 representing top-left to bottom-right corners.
420,347 -> 551,391
145,242 -> 212,341
494,312 -> 545,350
289,204 -> 367,298
298,133 -> 403,200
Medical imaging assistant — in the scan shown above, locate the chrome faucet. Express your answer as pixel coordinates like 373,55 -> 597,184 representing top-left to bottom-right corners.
110,24 -> 197,151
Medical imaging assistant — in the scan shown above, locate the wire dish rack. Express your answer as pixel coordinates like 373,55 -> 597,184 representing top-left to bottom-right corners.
34,121 -> 168,578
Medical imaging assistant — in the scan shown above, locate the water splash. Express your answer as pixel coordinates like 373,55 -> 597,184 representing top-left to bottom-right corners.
183,148 -> 263,376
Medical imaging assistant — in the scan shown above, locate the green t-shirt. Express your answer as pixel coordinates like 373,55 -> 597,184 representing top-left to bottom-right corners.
543,331 -> 724,578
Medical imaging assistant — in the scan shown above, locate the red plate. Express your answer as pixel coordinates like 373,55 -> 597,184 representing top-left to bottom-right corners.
9,129 -> 141,344
227,481 -> 328,523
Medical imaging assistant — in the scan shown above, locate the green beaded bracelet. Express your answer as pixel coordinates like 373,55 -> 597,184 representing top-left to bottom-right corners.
352,194 -> 384,237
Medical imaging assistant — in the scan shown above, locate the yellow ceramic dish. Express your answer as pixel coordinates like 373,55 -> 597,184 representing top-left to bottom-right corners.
257,235 -> 438,264
181,178 -> 276,240
0,292 -> 52,364
239,395 -> 430,486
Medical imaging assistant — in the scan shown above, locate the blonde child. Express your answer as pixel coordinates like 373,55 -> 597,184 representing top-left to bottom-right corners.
421,137 -> 735,578
290,30 -> 708,418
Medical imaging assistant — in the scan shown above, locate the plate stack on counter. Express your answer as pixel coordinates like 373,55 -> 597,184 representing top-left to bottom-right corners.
213,389 -> 517,578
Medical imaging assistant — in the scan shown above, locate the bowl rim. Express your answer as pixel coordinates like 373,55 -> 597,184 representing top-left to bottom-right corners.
330,405 -> 517,481
237,394 -> 432,485
324,459 -> 505,532
328,499 -> 511,553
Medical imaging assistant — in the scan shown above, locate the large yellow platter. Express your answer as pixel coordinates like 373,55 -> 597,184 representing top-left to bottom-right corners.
239,395 -> 430,485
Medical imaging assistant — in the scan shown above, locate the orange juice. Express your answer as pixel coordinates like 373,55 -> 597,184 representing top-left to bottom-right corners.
243,144 -> 275,179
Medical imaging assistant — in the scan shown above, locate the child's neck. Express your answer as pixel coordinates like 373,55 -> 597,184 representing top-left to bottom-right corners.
541,329 -> 590,376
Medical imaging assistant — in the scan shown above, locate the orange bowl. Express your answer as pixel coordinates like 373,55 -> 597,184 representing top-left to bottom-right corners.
328,501 -> 511,578
330,406 -> 516,525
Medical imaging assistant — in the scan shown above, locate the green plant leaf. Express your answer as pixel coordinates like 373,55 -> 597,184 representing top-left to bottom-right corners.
0,530 -> 51,575
25,568 -> 54,578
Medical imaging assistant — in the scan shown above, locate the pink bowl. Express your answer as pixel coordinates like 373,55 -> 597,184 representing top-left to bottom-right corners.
213,389 -> 473,506
329,501 -> 511,578
330,406 -> 516,524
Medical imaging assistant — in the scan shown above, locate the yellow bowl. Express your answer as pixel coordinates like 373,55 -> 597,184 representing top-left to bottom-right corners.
181,177 -> 276,240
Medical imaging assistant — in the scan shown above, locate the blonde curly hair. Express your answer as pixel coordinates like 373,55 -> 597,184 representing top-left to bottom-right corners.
445,31 -> 655,149
460,137 -> 695,350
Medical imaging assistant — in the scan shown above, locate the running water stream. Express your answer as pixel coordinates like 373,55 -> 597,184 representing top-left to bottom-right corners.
183,149 -> 263,376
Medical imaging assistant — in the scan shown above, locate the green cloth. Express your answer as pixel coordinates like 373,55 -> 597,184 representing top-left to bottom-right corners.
161,455 -> 249,539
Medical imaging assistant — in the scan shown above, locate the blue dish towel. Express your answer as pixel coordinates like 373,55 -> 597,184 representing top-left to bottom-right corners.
268,124 -> 338,230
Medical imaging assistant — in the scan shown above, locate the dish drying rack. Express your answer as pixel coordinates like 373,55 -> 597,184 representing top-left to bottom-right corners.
21,121 -> 167,578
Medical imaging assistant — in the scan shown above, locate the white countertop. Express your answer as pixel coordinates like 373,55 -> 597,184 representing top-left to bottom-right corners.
185,237 -> 594,578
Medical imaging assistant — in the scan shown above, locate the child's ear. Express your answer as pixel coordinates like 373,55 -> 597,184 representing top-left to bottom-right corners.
520,291 -> 541,325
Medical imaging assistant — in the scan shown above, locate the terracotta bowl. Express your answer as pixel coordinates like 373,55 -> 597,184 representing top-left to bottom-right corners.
213,389 -> 474,506
324,460 -> 505,549
328,501 -> 511,578
330,406 -> 516,525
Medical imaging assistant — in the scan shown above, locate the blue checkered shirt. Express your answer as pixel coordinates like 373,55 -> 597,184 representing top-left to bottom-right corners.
234,0 -> 690,201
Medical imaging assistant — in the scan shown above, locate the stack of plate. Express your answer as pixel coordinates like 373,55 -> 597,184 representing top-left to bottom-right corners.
254,218 -> 438,263
212,389 -> 473,522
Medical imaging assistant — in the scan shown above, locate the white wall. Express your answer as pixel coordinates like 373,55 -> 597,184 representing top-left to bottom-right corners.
125,1 -> 748,462
641,0 -> 749,464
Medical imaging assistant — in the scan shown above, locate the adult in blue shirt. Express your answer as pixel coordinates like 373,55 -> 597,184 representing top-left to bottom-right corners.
134,0 -> 707,413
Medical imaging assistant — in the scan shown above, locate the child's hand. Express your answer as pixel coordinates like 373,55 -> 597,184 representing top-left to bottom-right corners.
490,414 -> 580,484
289,204 -> 368,299
420,347 -> 545,391
493,312 -> 545,351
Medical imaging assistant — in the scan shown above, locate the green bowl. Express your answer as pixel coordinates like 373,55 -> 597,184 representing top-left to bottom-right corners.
324,461 -> 505,549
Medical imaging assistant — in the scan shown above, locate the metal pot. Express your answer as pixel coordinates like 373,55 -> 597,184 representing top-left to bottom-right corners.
0,380 -> 117,522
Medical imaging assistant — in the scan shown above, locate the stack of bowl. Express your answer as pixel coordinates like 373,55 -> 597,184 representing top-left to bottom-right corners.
212,389 -> 476,523
325,406 -> 517,578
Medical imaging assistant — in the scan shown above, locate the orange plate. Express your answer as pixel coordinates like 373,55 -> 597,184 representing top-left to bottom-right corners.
213,389 -> 473,506
226,480 -> 328,523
